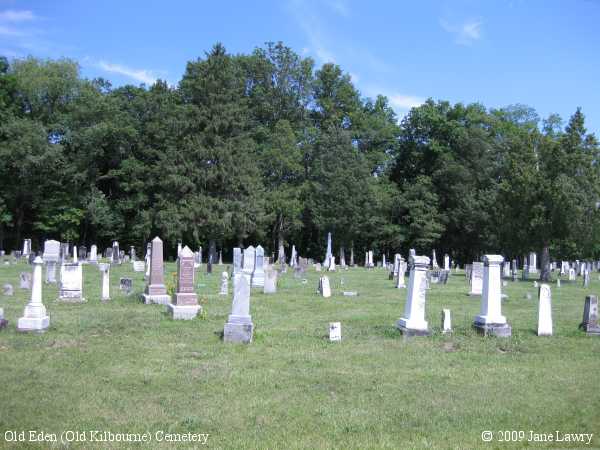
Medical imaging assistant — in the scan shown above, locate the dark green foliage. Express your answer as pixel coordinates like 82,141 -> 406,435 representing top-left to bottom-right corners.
0,44 -> 598,263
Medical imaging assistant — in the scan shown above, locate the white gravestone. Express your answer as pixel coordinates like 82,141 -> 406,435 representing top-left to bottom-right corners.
263,269 -> 278,294
233,247 -> 242,274
99,263 -> 110,301
473,255 -> 511,337
252,245 -> 265,287
58,263 -> 85,302
42,240 -> 60,263
469,262 -> 484,296
442,309 -> 452,334
17,257 -> 49,332
537,284 -> 552,336
328,256 -> 336,272
220,271 -> 228,295
319,276 -> 331,298
133,260 -> 145,272
89,244 -> 98,263
396,259 -> 406,288
396,255 -> 430,336
224,273 -> 254,343
167,246 -> 201,320
243,246 -> 255,277
329,322 -> 341,341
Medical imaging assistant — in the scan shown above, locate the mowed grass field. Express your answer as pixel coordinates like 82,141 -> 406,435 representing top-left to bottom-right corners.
0,259 -> 599,449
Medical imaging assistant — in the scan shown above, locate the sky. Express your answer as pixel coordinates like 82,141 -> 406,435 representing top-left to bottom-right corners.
1,0 -> 599,132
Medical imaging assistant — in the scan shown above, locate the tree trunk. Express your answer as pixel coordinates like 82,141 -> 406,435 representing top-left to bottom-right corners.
540,244 -> 551,282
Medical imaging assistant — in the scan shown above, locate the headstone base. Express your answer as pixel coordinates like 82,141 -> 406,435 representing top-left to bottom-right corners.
580,324 -> 600,336
141,294 -> 171,305
56,295 -> 85,303
224,318 -> 254,344
166,304 -> 201,320
396,320 -> 430,337
473,322 -> 512,337
17,316 -> 49,332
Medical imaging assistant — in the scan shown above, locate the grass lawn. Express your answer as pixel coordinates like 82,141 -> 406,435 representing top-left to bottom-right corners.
0,259 -> 599,449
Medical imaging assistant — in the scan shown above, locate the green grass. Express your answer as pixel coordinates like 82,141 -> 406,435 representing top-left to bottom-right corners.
0,261 -> 599,449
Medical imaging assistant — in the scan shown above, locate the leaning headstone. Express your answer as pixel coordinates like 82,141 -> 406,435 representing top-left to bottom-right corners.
58,263 -> 85,302
17,257 -> 49,332
318,276 -> 331,298
252,245 -> 265,287
141,237 -> 170,305
469,262 -> 484,296
167,246 -> 201,319
537,284 -> 552,336
473,255 -> 511,337
219,271 -> 229,296
99,263 -> 110,301
3,283 -> 14,296
580,295 -> 600,335
329,322 -> 341,341
19,272 -> 32,290
263,268 -> 278,294
396,255 -> 430,336
120,278 -> 133,295
441,309 -> 452,334
223,273 -> 254,343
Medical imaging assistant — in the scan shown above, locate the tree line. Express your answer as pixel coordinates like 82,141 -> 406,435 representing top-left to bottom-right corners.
0,42 -> 599,268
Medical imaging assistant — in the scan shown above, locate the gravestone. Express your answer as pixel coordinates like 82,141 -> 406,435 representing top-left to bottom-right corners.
537,284 -> 552,336
263,268 -> 278,294
22,238 -> 32,256
349,247 -> 355,266
145,244 -> 151,277
58,263 -> 85,302
72,246 -> 78,263
473,255 -> 511,337
120,277 -> 133,295
328,256 -> 336,272
17,257 -> 49,332
46,261 -> 57,284
99,263 -> 110,301
396,255 -> 430,336
339,247 -> 346,268
79,246 -> 87,261
112,241 -> 120,264
329,322 -> 341,341
89,245 -> 98,263
444,254 -> 450,271
133,261 -> 145,272
19,272 -> 32,290
441,309 -> 452,334
218,250 -> 223,265
583,270 -> 590,288
0,308 -> 6,329
431,250 -> 439,268
557,278 -> 561,287
315,263 -> 322,272
167,246 -> 201,319
290,245 -> 297,268
223,273 -> 253,343
243,246 -> 255,276
323,232 -> 332,268
469,262 -> 484,296
252,245 -> 265,287
318,276 -> 331,298
42,240 -> 60,263
233,247 -> 242,274
528,252 -> 538,273
220,272 -> 228,296
60,243 -> 70,261
568,268 -> 576,281
141,237 -> 170,304
580,295 -> 600,335
396,259 -> 406,288
130,246 -> 136,261
3,283 -> 13,296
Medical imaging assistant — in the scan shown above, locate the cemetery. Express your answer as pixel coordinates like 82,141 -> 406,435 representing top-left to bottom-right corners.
0,241 -> 599,448
1,3 -> 599,448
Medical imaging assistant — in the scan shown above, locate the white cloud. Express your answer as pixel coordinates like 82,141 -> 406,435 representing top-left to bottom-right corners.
0,10 -> 36,22
0,25 -> 24,36
97,60 -> 158,85
388,94 -> 425,110
440,18 -> 483,45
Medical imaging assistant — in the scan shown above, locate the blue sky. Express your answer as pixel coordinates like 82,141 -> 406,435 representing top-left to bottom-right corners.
1,0 -> 599,132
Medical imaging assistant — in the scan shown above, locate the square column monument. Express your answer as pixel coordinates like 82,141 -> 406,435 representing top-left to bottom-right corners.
167,246 -> 201,319
17,257 -> 50,332
396,255 -> 430,336
224,273 -> 254,343
141,237 -> 171,305
473,255 -> 512,337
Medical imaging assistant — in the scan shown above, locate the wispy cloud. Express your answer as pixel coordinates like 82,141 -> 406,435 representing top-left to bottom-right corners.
388,94 -> 425,110
440,18 -> 483,45
288,0 -> 337,64
0,10 -> 36,22
96,60 -> 158,85
327,0 -> 349,17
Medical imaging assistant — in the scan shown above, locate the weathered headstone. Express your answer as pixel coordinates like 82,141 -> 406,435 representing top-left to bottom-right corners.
132,260 -> 145,272
441,309 -> 452,334
89,244 -> 98,263
568,268 -> 576,281
141,237 -> 170,304
17,257 -> 49,332
528,252 -> 537,273
58,263 -> 85,302
243,246 -> 255,276
537,284 -> 552,336
329,322 -> 341,341
396,255 -> 430,336
167,246 -> 201,319
473,255 -> 511,337
120,277 -> 133,295
0,307 -> 7,329
396,259 -> 406,288
112,241 -> 120,265
220,271 -> 228,296
323,232 -> 332,268
3,283 -> 13,296
583,270 -> 590,288
252,245 -> 265,287
318,276 -> 331,298
580,295 -> 600,335
233,247 -> 242,274
19,272 -> 32,290
42,240 -> 60,263
263,268 -> 278,294
22,238 -> 32,256
469,262 -> 484,296
328,256 -> 336,272
223,273 -> 253,343
315,263 -> 322,272
99,263 -> 110,301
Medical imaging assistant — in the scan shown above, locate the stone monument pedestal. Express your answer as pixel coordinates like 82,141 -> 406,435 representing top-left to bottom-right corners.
473,320 -> 512,337
224,315 -> 254,343
166,303 -> 201,320
396,319 -> 430,337
141,287 -> 170,305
